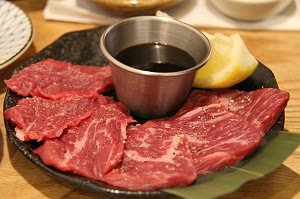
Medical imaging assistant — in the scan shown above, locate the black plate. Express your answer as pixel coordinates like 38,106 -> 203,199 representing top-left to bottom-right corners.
3,27 -> 284,197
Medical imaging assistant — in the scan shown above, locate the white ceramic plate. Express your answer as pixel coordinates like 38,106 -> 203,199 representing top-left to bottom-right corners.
0,1 -> 34,69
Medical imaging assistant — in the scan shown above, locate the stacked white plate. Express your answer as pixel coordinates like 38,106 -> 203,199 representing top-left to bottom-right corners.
0,1 -> 34,69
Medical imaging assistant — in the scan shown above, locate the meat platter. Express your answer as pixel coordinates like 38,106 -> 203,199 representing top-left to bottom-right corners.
3,26 -> 284,197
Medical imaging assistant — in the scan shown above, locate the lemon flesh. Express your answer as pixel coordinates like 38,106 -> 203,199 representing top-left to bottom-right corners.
193,32 -> 258,89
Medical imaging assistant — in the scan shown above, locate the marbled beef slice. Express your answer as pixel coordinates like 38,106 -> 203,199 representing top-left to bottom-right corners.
4,58 -> 113,99
101,122 -> 197,191
5,95 -> 113,141
34,102 -> 135,180
166,88 -> 289,175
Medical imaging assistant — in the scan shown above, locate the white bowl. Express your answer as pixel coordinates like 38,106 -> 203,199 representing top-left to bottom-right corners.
209,0 -> 293,21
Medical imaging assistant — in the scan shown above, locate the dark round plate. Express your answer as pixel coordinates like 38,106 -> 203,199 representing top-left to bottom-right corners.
3,27 -> 284,197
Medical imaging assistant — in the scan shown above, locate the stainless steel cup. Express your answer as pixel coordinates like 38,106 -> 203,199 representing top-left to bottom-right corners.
100,16 -> 211,119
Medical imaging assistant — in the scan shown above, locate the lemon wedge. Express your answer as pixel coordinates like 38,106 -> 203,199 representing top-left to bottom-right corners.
193,32 -> 258,89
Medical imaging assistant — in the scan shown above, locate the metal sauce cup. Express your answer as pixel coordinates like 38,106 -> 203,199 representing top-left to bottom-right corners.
100,16 -> 211,119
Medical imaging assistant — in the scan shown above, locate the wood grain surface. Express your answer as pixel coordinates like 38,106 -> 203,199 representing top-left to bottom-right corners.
0,0 -> 299,198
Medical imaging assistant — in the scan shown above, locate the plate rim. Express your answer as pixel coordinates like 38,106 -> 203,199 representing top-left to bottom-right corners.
0,1 -> 34,70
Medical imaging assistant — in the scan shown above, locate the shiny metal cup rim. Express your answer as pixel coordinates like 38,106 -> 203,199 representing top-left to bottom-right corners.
100,16 -> 211,77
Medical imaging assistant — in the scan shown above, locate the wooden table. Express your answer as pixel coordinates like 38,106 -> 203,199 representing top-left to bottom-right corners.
0,1 -> 299,198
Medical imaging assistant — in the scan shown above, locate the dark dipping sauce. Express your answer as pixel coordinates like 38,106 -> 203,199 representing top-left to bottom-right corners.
115,43 -> 196,73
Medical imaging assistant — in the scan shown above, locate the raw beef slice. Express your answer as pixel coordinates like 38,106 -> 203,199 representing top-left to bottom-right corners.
101,122 -> 197,191
34,102 -> 135,180
5,95 -> 113,141
175,88 -> 289,134
4,58 -> 113,99
165,88 -> 289,175
225,88 -> 290,134
173,89 -> 242,118
167,104 -> 265,175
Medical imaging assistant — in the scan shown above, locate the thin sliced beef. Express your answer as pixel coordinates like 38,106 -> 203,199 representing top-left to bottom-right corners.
101,122 -> 196,191
176,88 -> 289,134
164,88 -> 289,175
166,105 -> 263,175
226,88 -> 290,134
34,102 -> 135,180
5,95 -> 113,141
173,89 -> 242,118
5,78 -> 290,191
4,58 -> 113,99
